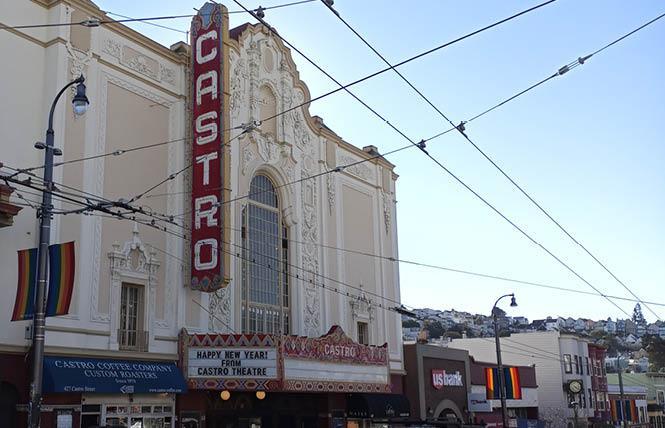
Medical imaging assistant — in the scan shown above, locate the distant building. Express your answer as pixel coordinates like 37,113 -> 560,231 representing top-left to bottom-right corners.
606,372 -> 665,427
625,319 -> 638,336
607,384 -> 648,425
450,331 -> 609,427
605,318 -> 617,334
588,344 -> 611,422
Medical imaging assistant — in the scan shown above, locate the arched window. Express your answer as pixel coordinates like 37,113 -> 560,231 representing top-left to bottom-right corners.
241,174 -> 289,334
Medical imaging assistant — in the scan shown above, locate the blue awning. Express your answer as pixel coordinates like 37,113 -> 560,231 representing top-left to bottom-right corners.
43,356 -> 187,394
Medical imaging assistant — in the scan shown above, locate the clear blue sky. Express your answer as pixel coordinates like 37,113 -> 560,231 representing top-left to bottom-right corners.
94,0 -> 665,323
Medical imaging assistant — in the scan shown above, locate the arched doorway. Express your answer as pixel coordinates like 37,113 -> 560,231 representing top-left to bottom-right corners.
0,382 -> 19,428
433,398 -> 464,422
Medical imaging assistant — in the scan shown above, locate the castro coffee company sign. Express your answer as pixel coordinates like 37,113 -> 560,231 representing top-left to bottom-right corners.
190,2 -> 225,291
432,369 -> 464,389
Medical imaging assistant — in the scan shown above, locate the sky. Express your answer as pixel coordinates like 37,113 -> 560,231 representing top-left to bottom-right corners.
93,0 -> 665,323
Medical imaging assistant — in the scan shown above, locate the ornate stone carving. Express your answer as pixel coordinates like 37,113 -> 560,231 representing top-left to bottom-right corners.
125,54 -> 157,79
66,43 -> 92,97
349,285 -> 375,322
339,155 -> 374,182
208,286 -> 232,332
327,174 -> 335,215
382,191 -> 391,234
160,64 -> 176,85
241,145 -> 255,176
247,40 -> 261,122
301,149 -> 321,337
248,130 -> 279,163
230,57 -> 248,120
102,38 -> 121,59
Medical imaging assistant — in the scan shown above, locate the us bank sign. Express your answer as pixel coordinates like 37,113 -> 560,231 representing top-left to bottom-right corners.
432,369 -> 463,389
190,2 -> 231,291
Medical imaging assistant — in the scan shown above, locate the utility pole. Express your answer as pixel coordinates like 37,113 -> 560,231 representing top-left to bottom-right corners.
492,293 -> 517,428
28,75 -> 89,428
617,356 -> 628,428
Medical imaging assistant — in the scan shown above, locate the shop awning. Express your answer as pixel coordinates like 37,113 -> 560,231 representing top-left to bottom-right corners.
43,356 -> 187,394
347,393 -> 411,420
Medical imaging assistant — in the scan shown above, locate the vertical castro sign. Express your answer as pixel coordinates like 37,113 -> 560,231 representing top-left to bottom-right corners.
191,3 -> 226,291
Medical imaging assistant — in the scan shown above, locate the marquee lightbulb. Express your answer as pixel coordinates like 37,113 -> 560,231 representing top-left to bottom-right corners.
220,390 -> 231,401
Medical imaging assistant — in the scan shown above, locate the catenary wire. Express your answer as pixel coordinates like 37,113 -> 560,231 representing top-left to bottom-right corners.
0,0 -> 318,31
15,1 -> 560,175
231,0 -> 634,318
8,191 -> 656,363
3,5 -> 660,316
322,2 -> 664,320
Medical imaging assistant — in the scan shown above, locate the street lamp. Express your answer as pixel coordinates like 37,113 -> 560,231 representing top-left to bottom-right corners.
28,75 -> 89,428
492,293 -> 517,428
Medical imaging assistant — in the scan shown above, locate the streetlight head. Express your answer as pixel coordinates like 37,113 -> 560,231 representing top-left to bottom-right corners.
72,82 -> 89,116
510,295 -> 517,307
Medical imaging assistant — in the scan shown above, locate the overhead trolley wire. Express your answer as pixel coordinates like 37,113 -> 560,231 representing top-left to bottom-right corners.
0,0 -> 318,31
233,0 -> 634,318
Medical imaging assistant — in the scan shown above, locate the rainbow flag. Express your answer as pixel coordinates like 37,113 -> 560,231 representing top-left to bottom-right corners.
45,241 -> 75,317
11,248 -> 38,321
485,367 -> 522,399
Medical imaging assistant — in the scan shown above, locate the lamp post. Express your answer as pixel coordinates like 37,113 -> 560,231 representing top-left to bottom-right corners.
492,293 -> 517,428
28,75 -> 89,428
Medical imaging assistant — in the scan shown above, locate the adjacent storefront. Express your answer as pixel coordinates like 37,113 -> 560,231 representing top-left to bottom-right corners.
43,355 -> 186,428
178,326 -> 409,427
403,344 -> 472,425
468,358 -> 539,427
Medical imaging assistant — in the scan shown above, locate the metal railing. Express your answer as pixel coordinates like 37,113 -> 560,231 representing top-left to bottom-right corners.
118,329 -> 148,352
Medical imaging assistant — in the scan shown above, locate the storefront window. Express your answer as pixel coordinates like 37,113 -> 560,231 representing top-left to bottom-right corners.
103,404 -> 174,428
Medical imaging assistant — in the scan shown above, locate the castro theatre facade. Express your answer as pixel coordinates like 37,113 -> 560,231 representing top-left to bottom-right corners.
175,3 -> 407,427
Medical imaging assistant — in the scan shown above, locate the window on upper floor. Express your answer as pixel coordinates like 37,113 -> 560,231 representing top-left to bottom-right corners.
589,388 -> 593,409
241,174 -> 290,335
581,389 -> 586,408
564,354 -> 573,374
119,283 -> 147,351
585,357 -> 590,375
574,355 -> 579,374
357,321 -> 369,345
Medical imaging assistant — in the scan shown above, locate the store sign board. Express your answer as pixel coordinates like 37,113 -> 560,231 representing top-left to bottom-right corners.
468,393 -> 492,412
190,2 -> 225,292
187,347 -> 278,379
42,356 -> 187,393
432,369 -> 463,389
282,325 -> 388,365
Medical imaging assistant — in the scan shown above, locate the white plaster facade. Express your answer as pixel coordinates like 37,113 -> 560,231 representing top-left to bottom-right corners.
0,0 -> 403,375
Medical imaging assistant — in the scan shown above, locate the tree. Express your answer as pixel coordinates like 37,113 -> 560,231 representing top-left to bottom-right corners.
645,335 -> 665,371
632,303 -> 647,326
402,319 -> 420,328
425,321 -> 445,339
492,307 -> 507,318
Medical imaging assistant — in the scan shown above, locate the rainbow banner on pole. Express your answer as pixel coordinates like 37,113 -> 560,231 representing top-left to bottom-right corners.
11,248 -> 38,321
11,242 -> 75,321
485,367 -> 522,399
45,241 -> 75,317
